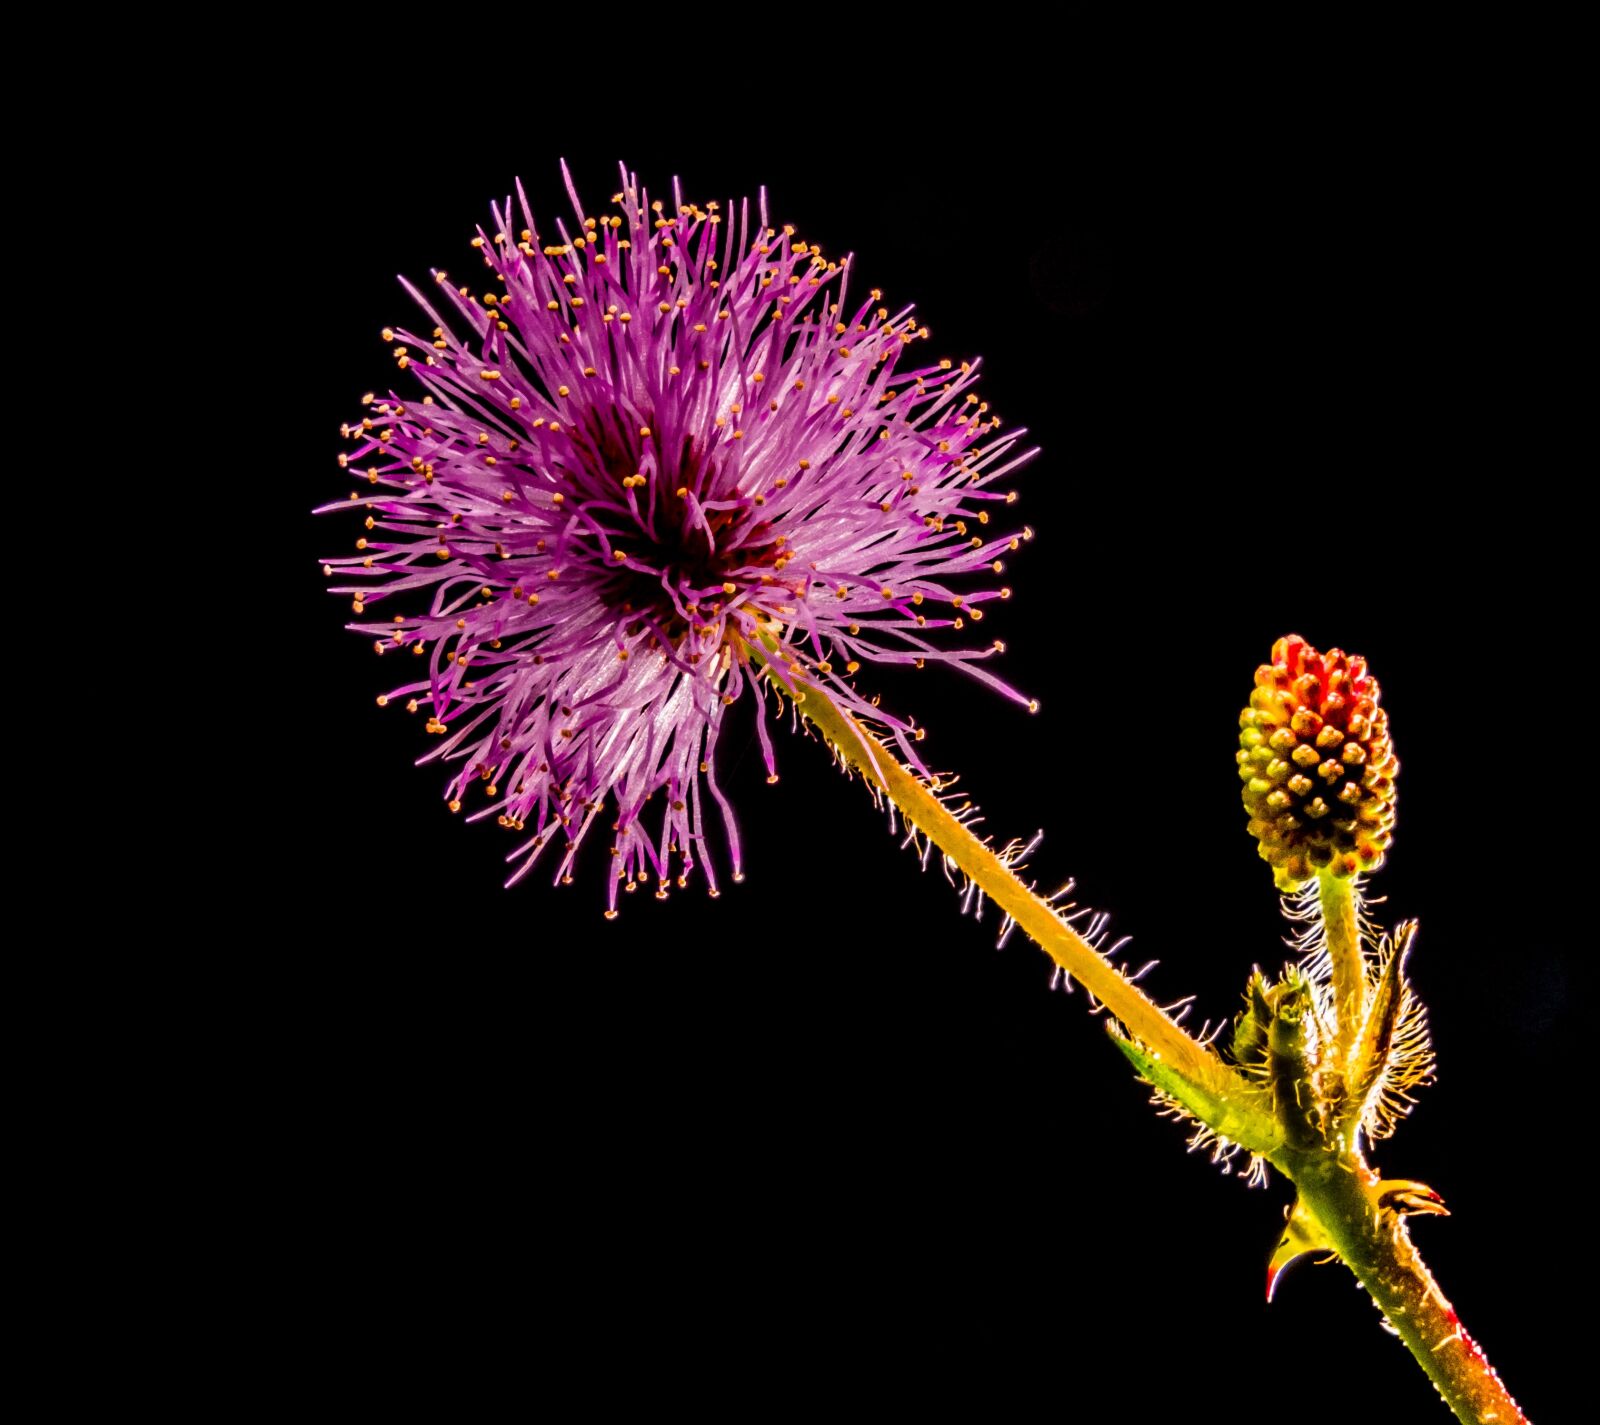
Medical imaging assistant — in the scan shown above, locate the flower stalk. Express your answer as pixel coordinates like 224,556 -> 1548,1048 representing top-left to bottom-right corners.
766,642 -> 1527,1424
752,638 -> 1266,1142
1320,871 -> 1366,1072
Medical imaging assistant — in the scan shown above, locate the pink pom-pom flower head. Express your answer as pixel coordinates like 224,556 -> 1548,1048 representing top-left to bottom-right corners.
321,163 -> 1035,914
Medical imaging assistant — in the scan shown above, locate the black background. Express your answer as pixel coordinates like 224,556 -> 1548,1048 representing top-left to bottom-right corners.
262,98 -> 1579,1419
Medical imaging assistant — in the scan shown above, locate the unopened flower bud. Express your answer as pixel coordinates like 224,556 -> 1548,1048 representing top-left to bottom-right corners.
1238,634 -> 1397,890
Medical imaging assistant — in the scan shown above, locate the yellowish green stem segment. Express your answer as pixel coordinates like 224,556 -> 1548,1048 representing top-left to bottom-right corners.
1290,1156 -> 1527,1424
762,651 -> 1528,1424
1320,872 -> 1365,1073
753,643 -> 1265,1143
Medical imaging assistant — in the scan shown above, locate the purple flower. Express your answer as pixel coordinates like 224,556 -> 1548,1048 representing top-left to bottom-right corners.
322,163 -> 1034,914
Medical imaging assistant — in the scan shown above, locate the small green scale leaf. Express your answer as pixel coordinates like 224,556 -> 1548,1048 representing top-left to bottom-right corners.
1342,921 -> 1420,1138
1108,1024 -> 1280,1158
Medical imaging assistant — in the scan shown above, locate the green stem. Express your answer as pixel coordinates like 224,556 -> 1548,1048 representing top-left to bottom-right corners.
1295,875 -> 1527,1422
770,657 -> 1527,1422
1318,871 -> 1365,1069
1294,1157 -> 1529,1424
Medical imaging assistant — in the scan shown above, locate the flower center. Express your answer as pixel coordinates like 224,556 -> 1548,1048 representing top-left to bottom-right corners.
562,411 -> 782,639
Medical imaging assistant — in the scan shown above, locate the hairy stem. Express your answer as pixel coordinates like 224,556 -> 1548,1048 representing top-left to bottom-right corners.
1294,1158 -> 1528,1424
764,654 -> 1258,1133
1296,878 -> 1526,1422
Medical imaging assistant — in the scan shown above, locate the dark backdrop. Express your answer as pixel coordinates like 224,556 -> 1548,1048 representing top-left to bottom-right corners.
264,110 -> 1577,1420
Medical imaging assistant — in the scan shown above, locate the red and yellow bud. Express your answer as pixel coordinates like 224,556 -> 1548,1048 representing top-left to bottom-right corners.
1238,634 -> 1398,890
